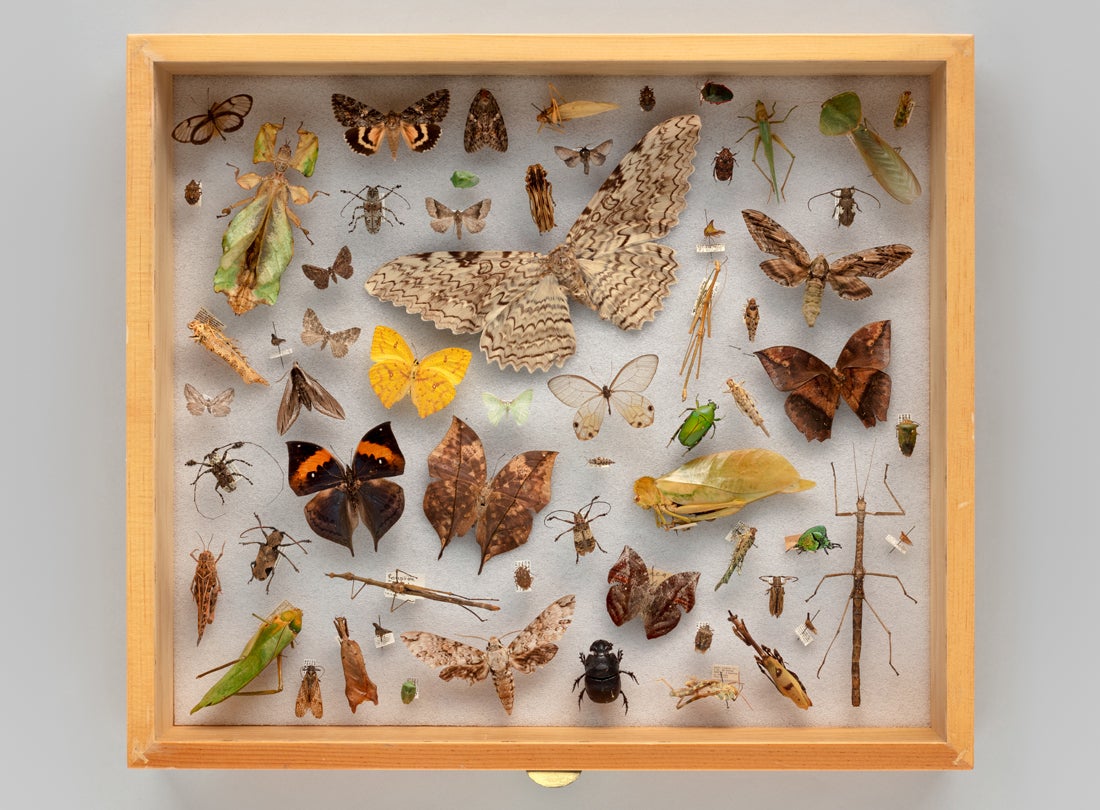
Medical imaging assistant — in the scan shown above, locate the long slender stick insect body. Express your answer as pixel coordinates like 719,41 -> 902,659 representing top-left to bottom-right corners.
325,571 -> 501,621
805,454 -> 916,706
735,100 -> 797,202
679,259 -> 722,400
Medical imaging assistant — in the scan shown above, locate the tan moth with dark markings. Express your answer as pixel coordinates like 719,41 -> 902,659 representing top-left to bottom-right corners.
425,198 -> 492,240
190,537 -> 224,645
464,88 -> 508,152
554,139 -> 613,175
295,664 -> 323,718
402,594 -> 575,715
524,164 -> 555,233
544,496 -> 610,563
184,384 -> 234,417
331,89 -> 450,160
300,308 -> 361,359
364,114 -> 700,372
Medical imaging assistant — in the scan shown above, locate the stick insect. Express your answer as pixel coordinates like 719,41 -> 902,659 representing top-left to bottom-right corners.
326,570 -> 501,621
735,100 -> 797,202
805,452 -> 917,706
679,259 -> 723,400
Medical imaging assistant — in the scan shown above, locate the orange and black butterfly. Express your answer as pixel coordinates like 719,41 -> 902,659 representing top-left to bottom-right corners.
287,423 -> 405,554
754,320 -> 892,442
331,90 -> 450,160
172,94 -> 253,145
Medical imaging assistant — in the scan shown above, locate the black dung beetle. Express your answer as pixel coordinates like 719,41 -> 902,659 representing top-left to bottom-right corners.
573,639 -> 638,713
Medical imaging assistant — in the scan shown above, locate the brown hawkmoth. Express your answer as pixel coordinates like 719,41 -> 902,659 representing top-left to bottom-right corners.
755,320 -> 892,442
294,664 -> 323,718
331,89 -> 450,159
401,594 -> 575,715
742,209 -> 912,327
464,88 -> 508,152
276,362 -> 345,435
606,545 -> 699,639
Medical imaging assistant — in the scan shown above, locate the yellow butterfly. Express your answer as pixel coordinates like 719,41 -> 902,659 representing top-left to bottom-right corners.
369,326 -> 472,418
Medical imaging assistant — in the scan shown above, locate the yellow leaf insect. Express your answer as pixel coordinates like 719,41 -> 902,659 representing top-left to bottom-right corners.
535,83 -> 619,132
368,325 -> 472,418
633,448 -> 815,530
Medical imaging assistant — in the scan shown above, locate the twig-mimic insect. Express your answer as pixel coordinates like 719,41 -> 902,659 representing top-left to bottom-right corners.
679,259 -> 723,400
184,441 -> 282,519
190,536 -> 224,645
340,183 -> 409,234
806,454 -> 918,706
715,523 -> 757,591
326,570 -> 501,621
239,513 -> 311,593
659,674 -> 743,709
544,496 -> 611,562
807,186 -> 881,227
760,575 -> 798,617
735,100 -> 797,202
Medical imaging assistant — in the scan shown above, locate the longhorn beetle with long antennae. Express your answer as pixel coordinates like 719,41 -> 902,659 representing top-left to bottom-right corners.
805,447 -> 917,706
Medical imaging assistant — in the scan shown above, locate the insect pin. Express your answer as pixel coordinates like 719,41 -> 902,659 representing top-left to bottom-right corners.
239,513 -> 311,593
807,186 -> 881,227
544,496 -> 610,563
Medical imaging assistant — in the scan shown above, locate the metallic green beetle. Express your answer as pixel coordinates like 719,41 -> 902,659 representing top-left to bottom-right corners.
785,525 -> 841,554
668,400 -> 720,453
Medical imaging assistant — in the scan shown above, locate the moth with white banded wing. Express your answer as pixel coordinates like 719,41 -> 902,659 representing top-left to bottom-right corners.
331,89 -> 450,160
365,115 -> 700,372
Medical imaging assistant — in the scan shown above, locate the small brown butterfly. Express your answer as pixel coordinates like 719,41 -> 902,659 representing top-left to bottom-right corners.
276,362 -> 346,435
331,90 -> 450,160
172,93 -> 253,145
464,88 -> 508,153
524,164 -> 555,233
300,308 -> 361,358
424,417 -> 557,573
302,245 -> 353,289
424,198 -> 491,240
554,139 -> 613,175
755,320 -> 892,442
742,210 -> 912,327
606,546 -> 699,639
184,384 -> 234,417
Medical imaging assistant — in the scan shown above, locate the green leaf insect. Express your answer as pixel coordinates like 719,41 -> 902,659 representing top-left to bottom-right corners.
401,678 -> 418,705
214,121 -> 324,315
668,399 -> 720,453
819,91 -> 921,204
634,448 -> 815,530
735,100 -> 797,202
450,170 -> 480,188
785,525 -> 841,554
190,600 -> 303,714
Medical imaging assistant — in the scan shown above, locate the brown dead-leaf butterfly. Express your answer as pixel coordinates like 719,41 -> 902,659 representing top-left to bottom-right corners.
606,546 -> 699,640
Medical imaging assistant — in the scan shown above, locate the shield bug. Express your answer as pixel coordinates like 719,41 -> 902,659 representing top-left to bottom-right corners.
340,183 -> 409,234
573,640 -> 638,714
784,525 -> 840,554
760,575 -> 798,617
712,147 -> 737,183
239,512 -> 311,592
184,178 -> 202,206
514,560 -> 534,591
668,399 -> 720,453
639,85 -> 656,112
400,678 -> 418,704
807,186 -> 881,227
694,623 -> 713,654
544,496 -> 610,563
896,414 -> 919,457
700,81 -> 733,105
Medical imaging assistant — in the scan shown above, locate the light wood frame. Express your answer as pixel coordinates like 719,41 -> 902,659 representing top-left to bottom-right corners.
126,34 -> 974,770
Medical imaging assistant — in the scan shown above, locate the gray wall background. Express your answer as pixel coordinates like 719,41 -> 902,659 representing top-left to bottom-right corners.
2,0 -> 1090,806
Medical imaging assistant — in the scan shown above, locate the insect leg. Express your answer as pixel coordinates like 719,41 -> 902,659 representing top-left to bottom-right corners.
861,594 -> 900,676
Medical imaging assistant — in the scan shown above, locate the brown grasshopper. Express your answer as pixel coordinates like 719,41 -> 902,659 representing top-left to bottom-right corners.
190,536 -> 224,645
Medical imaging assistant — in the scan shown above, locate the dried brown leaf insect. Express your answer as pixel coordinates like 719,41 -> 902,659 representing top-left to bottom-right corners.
334,616 -> 379,711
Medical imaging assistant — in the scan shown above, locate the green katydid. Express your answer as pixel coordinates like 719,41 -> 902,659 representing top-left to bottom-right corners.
735,100 -> 798,202
190,600 -> 303,714
819,91 -> 921,204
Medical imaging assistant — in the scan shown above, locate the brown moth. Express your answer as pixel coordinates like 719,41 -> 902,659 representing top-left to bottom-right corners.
743,298 -> 759,342
464,88 -> 508,152
639,85 -> 656,112
606,545 -> 700,640
334,617 -> 379,711
401,594 -> 575,715
276,362 -> 346,435
190,537 -> 224,645
331,89 -> 450,160
184,178 -> 202,205
184,383 -> 234,417
554,139 -> 613,175
724,378 -> 769,436
423,416 -> 557,573
694,623 -> 713,654
712,147 -> 737,183
364,114 -> 700,372
425,197 -> 492,240
187,308 -> 268,385
239,512 -> 311,592
302,245 -> 354,289
761,575 -> 798,617
525,163 -> 556,232
295,664 -> 323,718
300,308 -> 361,358
755,320 -> 892,442
544,496 -> 610,563
514,561 -> 534,591
742,209 -> 913,327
